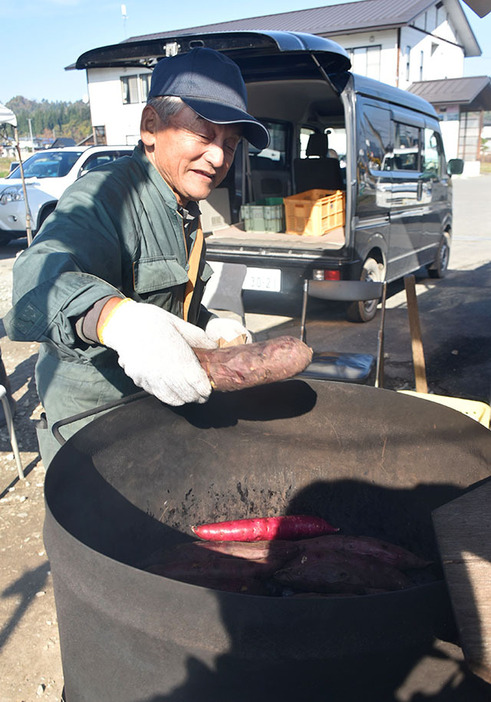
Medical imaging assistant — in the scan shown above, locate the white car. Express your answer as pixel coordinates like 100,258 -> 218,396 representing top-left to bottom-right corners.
0,145 -> 133,245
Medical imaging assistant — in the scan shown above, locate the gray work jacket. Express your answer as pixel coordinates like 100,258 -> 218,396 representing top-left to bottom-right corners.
4,144 -> 214,460
6,142 -> 213,362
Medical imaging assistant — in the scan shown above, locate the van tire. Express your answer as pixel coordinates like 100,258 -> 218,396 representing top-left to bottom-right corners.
428,235 -> 450,279
346,257 -> 384,323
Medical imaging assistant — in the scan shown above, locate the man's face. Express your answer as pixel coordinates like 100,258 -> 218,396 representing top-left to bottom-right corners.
141,103 -> 241,206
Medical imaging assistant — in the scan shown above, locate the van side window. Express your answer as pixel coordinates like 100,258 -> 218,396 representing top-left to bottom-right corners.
299,127 -> 315,158
393,123 -> 421,171
360,105 -> 392,172
248,120 -> 289,171
423,129 -> 443,177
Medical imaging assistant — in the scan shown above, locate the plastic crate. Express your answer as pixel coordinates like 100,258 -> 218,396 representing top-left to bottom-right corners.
284,189 -> 345,236
240,198 -> 284,232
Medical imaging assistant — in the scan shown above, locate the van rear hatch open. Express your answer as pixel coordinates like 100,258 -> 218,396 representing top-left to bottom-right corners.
76,30 -> 351,78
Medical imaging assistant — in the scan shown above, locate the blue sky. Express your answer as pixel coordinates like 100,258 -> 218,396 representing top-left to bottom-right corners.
1,0 -> 490,104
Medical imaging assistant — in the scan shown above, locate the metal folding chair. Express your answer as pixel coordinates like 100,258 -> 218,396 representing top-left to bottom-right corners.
0,384 -> 24,479
299,278 -> 387,387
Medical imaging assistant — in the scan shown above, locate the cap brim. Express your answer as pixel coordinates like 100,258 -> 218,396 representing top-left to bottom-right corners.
183,97 -> 270,150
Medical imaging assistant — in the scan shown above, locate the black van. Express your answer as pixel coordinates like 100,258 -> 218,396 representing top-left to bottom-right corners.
79,30 -> 464,321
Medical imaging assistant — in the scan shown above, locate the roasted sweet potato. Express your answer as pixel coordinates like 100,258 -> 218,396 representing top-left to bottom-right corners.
274,551 -> 410,594
176,539 -> 301,562
193,336 -> 313,391
297,535 -> 431,570
147,553 -> 278,580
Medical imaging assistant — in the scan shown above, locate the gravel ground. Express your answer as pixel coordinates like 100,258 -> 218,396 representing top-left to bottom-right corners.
0,242 -> 63,702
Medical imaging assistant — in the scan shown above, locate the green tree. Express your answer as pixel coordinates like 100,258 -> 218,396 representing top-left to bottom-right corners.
4,96 -> 92,144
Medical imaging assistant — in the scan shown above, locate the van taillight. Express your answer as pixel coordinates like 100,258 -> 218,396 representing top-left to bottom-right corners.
312,269 -> 341,281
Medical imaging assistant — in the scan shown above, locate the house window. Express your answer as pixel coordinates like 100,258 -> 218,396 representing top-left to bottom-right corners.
121,76 -> 139,104
348,46 -> 381,80
419,51 -> 424,81
93,126 -> 106,146
140,74 -> 151,101
405,46 -> 411,82
121,73 -> 151,105
458,111 -> 482,160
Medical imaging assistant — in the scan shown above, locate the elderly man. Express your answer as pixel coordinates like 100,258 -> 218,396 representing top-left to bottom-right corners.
5,48 -> 269,466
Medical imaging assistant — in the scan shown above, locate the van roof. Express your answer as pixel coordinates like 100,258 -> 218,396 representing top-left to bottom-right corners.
351,73 -> 439,119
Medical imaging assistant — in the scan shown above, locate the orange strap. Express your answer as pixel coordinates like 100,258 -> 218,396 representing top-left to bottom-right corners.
183,224 -> 204,322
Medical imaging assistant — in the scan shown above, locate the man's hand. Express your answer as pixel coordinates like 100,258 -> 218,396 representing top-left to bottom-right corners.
205,316 -> 252,345
98,298 -> 217,406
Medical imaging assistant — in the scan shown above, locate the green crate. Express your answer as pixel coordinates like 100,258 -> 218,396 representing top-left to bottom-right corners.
240,198 -> 284,232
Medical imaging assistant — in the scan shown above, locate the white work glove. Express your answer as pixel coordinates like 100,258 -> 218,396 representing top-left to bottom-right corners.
205,316 -> 252,345
100,300 -> 217,406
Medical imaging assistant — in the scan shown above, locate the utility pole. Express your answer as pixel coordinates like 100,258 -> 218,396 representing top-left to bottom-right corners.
27,118 -> 34,148
121,4 -> 128,38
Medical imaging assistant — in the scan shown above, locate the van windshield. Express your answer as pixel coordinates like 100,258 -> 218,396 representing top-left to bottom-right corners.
8,151 -> 84,179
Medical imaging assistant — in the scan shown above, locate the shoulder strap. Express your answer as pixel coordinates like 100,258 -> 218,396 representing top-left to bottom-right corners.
183,223 -> 204,322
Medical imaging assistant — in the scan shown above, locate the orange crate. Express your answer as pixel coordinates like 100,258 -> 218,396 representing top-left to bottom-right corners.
284,189 -> 345,236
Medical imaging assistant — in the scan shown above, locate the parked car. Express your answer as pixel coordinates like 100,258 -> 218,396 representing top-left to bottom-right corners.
0,145 -> 133,245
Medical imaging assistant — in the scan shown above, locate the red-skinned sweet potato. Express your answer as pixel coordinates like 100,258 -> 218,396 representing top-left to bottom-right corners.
193,335 -> 313,391
192,515 -> 339,542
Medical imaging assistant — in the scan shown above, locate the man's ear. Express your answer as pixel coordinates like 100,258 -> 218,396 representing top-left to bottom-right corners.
140,105 -> 159,148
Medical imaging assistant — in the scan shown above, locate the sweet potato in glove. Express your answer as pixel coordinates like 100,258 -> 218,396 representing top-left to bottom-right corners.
193,335 -> 313,391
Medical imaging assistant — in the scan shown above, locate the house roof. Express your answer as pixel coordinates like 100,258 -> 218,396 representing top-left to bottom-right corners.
461,0 -> 490,17
409,75 -> 491,108
122,0 -> 481,56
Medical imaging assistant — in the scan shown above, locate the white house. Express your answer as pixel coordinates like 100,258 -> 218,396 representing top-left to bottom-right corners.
71,0 -> 481,160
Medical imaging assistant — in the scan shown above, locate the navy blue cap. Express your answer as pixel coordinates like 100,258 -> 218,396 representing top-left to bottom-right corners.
148,48 -> 269,150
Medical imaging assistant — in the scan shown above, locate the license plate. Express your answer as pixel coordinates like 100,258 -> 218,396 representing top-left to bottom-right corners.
243,268 -> 282,292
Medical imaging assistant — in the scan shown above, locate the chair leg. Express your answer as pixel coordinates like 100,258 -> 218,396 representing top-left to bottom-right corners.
404,275 -> 428,394
300,279 -> 309,344
374,282 -> 387,388
0,387 -> 24,480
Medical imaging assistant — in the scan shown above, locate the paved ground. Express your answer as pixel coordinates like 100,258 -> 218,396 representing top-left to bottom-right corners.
0,175 -> 490,701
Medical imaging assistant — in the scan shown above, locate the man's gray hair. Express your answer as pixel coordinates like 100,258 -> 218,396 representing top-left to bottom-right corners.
146,95 -> 185,124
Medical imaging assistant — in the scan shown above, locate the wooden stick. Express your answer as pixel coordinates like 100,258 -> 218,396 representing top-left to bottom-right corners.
404,275 -> 428,394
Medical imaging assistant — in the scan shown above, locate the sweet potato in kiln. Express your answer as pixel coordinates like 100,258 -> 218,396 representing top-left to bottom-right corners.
193,335 -> 313,391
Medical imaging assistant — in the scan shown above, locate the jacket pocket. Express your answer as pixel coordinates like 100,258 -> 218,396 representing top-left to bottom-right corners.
133,257 -> 189,295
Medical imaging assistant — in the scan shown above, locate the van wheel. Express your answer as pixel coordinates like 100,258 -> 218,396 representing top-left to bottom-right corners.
428,235 -> 450,279
346,257 -> 384,323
